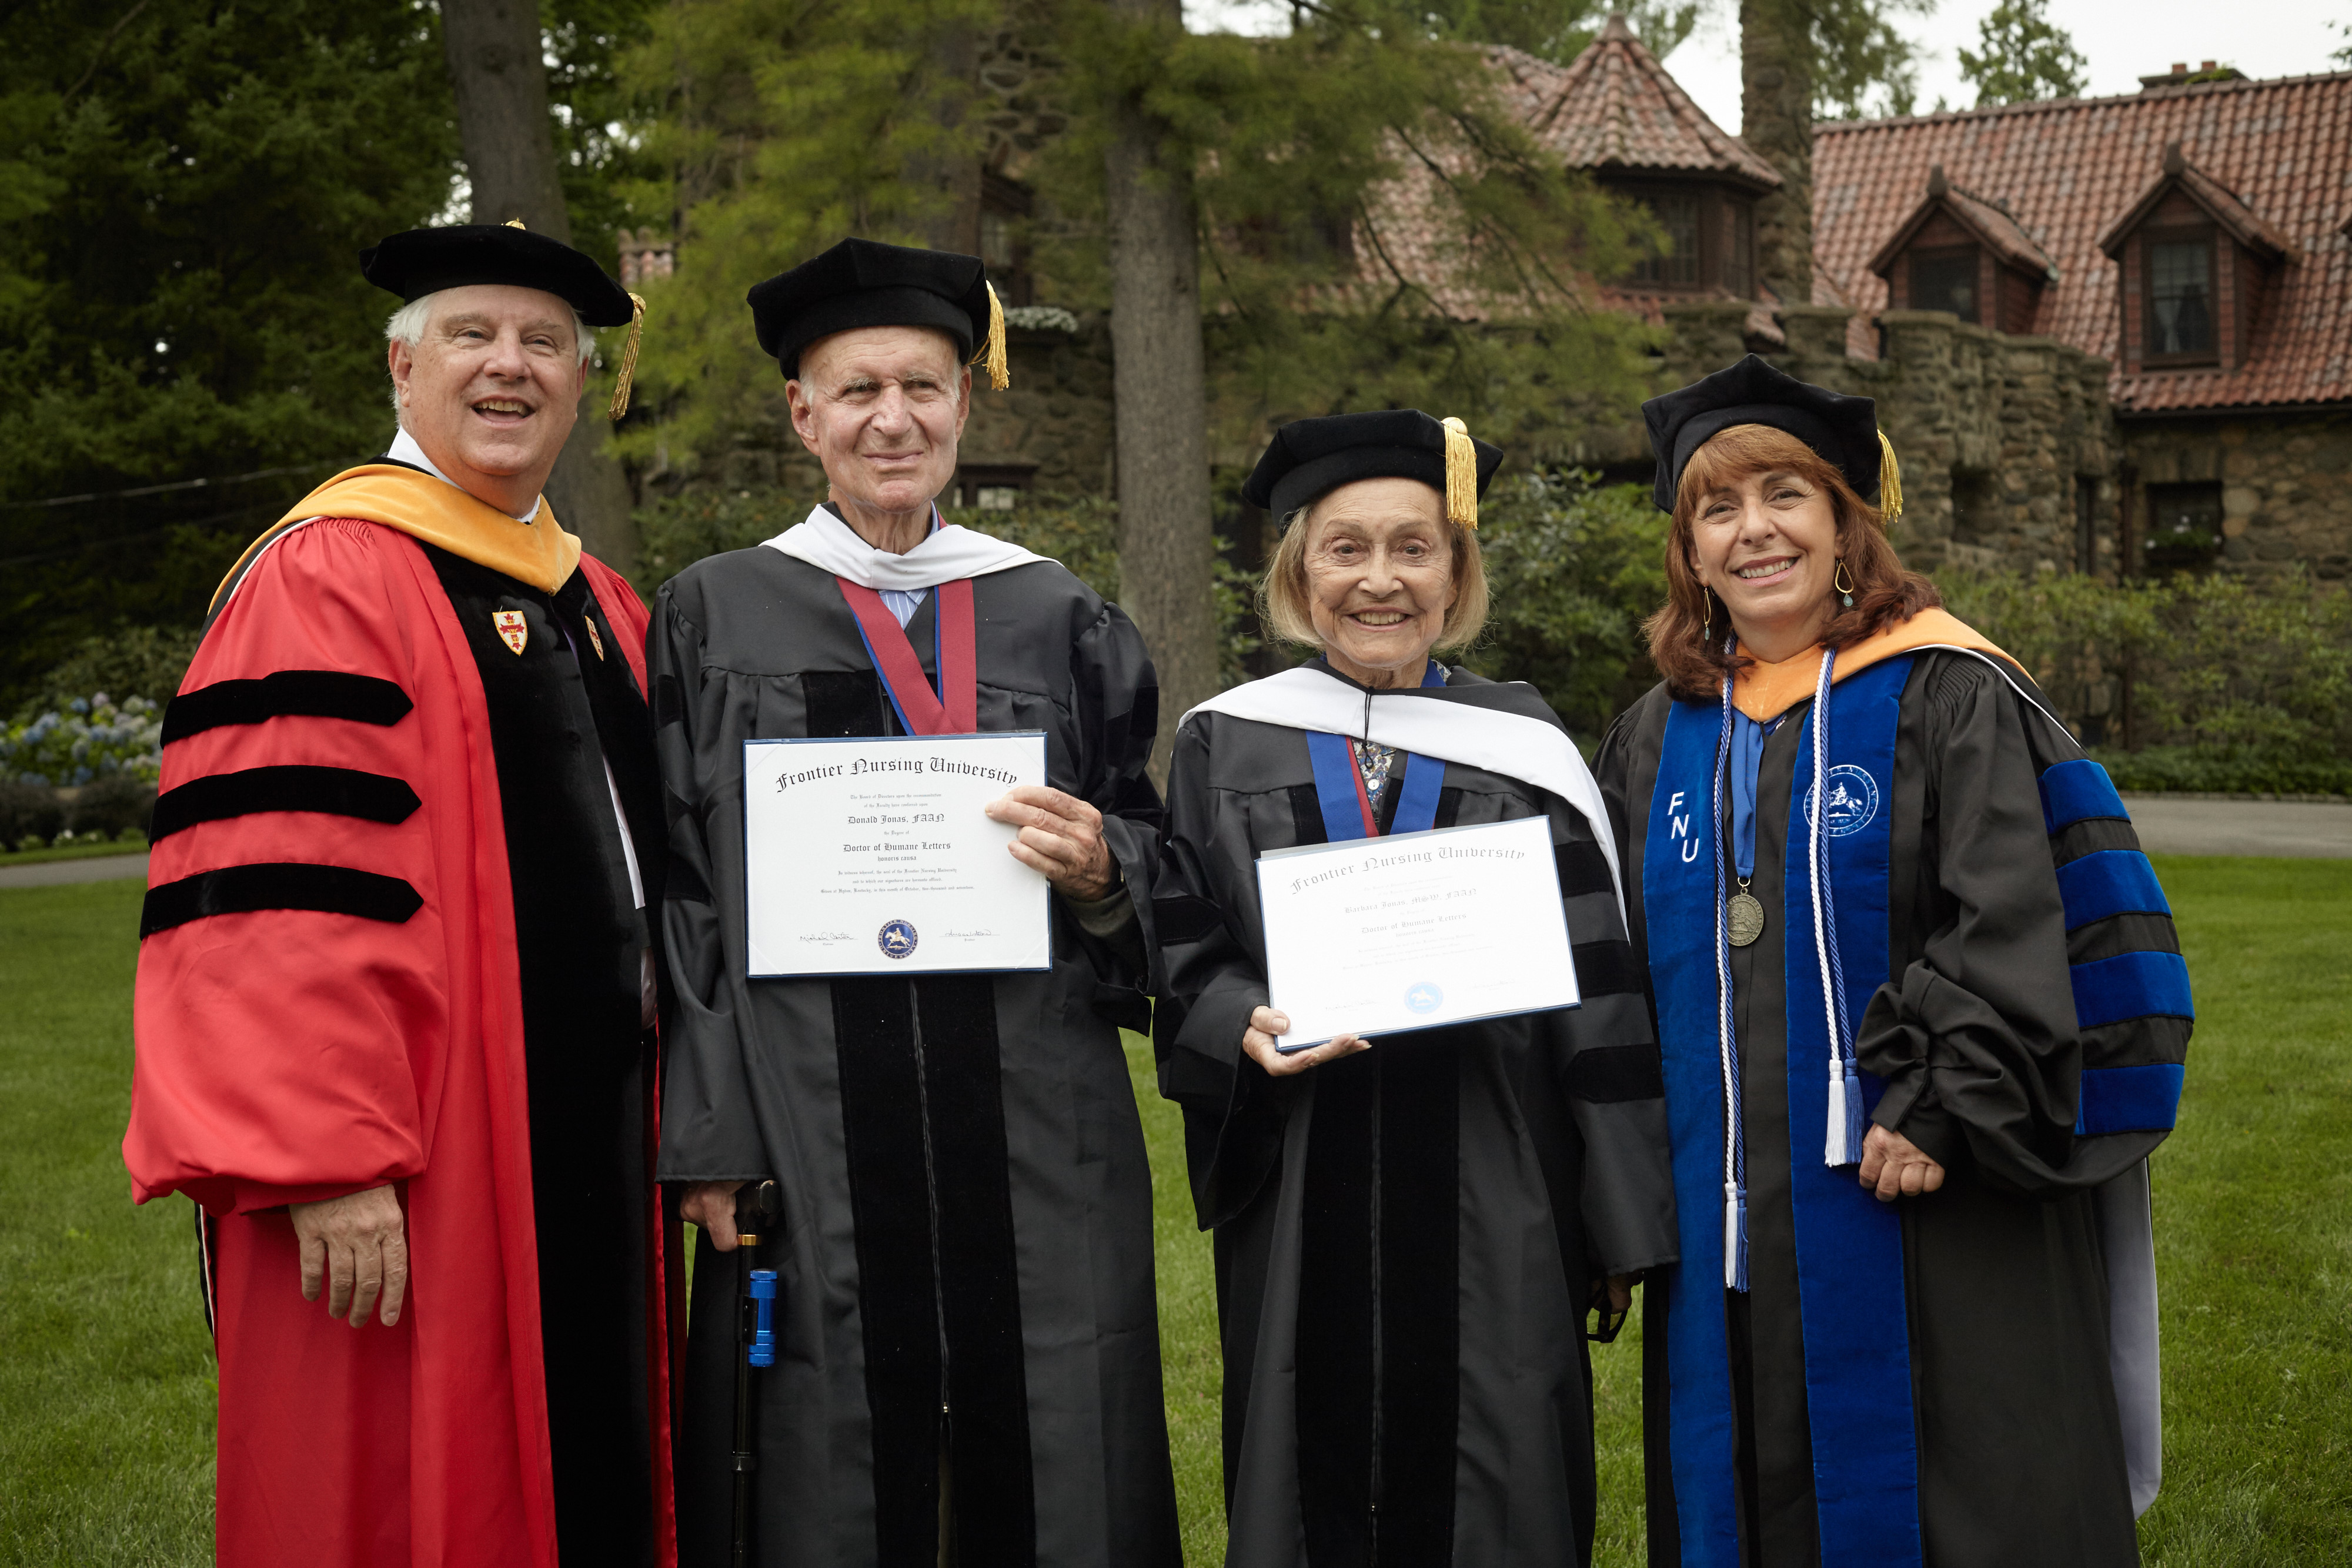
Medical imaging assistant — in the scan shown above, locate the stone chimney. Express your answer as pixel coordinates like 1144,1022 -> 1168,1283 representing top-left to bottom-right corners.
2139,59 -> 2249,90
1740,0 -> 1812,302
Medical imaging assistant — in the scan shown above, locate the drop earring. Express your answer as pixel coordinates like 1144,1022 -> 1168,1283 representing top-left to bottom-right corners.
1835,559 -> 1856,609
1700,589 -> 1713,639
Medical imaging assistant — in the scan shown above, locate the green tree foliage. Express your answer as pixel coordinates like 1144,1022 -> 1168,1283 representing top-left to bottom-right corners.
0,0 -> 462,707
1956,0 -> 2087,108
1940,568 -> 2352,795
544,0 -> 669,272
1753,0 -> 1927,120
1462,474 -> 1668,743
611,0 -> 1003,469
616,0 -> 1663,477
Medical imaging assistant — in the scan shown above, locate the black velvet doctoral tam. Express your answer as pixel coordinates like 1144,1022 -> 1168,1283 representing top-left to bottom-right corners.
1242,408 -> 1504,521
1642,353 -> 1884,513
360,225 -> 637,326
747,236 -> 993,377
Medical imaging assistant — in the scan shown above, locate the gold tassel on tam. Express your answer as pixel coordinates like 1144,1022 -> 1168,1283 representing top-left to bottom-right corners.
1441,416 -> 1479,529
973,282 -> 1010,391
1876,428 -> 1905,526
608,292 -> 647,421
505,218 -> 527,229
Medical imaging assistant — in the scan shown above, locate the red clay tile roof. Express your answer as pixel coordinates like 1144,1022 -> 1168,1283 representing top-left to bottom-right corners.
1351,35 -> 1777,323
1814,72 -> 2352,413
1866,166 -> 2056,279
2094,145 -> 2291,261
1514,17 -> 1780,189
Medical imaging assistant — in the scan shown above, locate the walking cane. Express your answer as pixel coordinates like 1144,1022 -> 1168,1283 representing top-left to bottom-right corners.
731,1179 -> 782,1568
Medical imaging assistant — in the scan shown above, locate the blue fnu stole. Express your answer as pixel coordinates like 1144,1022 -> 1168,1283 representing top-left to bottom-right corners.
1300,663 -> 1448,841
1642,655 -> 1923,1568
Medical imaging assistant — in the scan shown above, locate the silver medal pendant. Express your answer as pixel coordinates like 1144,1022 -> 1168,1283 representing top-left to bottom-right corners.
1727,888 -> 1765,948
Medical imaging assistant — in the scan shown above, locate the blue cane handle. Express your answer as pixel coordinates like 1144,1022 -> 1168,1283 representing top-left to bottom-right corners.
748,1269 -> 778,1369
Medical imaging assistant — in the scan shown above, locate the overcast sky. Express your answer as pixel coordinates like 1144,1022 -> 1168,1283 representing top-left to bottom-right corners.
1180,0 -> 2347,133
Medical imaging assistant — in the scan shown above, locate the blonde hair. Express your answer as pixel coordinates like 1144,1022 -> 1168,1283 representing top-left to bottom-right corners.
1258,493 -> 1490,655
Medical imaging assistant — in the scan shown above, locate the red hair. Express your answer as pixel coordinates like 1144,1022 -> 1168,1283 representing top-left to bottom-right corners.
1642,424 -> 1940,698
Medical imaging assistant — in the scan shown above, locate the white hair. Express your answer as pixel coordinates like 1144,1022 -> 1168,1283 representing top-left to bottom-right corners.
385,291 -> 596,413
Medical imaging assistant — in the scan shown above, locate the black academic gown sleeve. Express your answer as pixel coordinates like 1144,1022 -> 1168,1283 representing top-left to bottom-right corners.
648,590 -> 773,1184
1859,653 -> 2185,1193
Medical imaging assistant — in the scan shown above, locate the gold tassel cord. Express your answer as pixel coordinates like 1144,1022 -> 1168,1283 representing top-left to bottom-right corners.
505,218 -> 527,229
1876,428 -> 1904,526
970,282 -> 1010,391
608,292 -> 647,422
1441,416 -> 1479,529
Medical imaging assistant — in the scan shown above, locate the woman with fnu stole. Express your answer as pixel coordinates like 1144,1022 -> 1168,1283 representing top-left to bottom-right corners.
1151,411 -> 1678,1566
1595,356 -> 2193,1567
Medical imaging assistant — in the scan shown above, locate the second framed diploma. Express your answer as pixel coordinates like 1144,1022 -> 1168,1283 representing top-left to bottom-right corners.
1256,815 -> 1580,1049
743,732 -> 1051,977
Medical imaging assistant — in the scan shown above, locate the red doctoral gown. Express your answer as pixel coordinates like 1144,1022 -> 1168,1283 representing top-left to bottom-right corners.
123,467 -> 680,1568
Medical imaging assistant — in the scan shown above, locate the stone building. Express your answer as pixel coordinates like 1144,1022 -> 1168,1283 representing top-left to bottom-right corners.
1812,63 -> 2352,580
712,19 -> 2351,585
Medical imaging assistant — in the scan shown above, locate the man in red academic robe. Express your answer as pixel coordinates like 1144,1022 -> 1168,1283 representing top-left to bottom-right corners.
123,223 -> 679,1568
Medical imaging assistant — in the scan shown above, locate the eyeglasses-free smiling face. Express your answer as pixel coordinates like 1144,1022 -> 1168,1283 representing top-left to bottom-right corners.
1301,476 -> 1458,689
788,326 -> 971,523
388,283 -> 586,514
1686,466 -> 1843,663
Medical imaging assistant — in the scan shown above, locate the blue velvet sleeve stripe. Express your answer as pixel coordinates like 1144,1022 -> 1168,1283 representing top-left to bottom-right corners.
2039,757 -> 2128,833
2075,1063 -> 2187,1135
2054,849 -> 2173,930
2071,949 -> 2194,1029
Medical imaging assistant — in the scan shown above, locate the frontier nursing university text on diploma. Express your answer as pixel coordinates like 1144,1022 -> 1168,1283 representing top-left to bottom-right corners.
1256,814 -> 1580,1049
742,732 -> 1051,977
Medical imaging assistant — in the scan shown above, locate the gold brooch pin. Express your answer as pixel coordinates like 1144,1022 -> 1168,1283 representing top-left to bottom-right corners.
584,617 -> 606,660
493,609 -> 529,656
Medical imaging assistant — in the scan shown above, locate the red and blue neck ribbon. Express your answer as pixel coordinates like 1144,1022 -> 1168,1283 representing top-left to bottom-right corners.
1302,660 -> 1447,840
834,577 -> 978,735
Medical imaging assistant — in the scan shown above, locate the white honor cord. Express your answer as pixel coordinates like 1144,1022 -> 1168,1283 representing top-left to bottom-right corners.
1808,648 -> 1866,1167
1809,650 -> 1846,1165
1713,649 -> 1749,1291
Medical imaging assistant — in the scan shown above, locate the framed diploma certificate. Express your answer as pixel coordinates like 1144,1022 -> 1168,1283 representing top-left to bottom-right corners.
743,732 -> 1052,977
1255,815 -> 1579,1050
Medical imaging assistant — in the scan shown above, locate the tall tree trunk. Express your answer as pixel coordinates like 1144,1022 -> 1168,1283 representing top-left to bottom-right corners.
1104,0 -> 1217,780
908,24 -> 984,255
441,0 -> 639,577
1741,0 -> 1813,306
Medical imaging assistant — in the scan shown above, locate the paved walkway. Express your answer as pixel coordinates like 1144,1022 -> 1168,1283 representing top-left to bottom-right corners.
2120,797 -> 2352,859
0,798 -> 2341,890
0,852 -> 149,889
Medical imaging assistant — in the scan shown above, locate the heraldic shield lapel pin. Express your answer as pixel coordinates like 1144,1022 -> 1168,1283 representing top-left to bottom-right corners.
493,609 -> 529,656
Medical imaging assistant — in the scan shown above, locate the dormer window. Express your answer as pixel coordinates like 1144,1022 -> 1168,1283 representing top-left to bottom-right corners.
2097,142 -> 2288,376
2144,233 -> 2215,360
1867,166 -> 2055,335
1909,248 -> 1980,324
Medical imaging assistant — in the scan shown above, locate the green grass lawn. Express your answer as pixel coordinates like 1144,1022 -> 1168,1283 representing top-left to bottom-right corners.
4,857 -> 2344,1566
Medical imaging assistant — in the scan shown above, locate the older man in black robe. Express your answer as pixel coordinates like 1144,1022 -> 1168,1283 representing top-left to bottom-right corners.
649,238 -> 1180,1567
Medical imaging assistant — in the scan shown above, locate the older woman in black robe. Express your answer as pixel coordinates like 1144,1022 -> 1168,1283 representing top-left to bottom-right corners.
1595,356 -> 2190,1568
1151,410 -> 1678,1567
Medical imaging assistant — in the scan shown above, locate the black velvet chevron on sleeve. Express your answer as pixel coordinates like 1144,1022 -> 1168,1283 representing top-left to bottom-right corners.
149,765 -> 421,840
1564,1044 -> 1666,1103
141,863 -> 424,938
162,670 -> 413,744
1152,894 -> 1225,947
1571,938 -> 1641,997
1553,841 -> 1616,900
